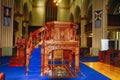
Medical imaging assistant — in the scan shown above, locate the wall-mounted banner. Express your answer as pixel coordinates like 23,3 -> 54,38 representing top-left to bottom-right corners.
94,10 -> 102,28
3,6 -> 11,26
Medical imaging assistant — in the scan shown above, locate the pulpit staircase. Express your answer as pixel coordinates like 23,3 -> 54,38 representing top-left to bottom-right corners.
25,27 -> 44,76
28,45 -> 41,75
25,21 -> 80,78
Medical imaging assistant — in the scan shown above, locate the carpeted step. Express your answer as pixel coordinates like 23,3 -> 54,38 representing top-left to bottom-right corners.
29,65 -> 41,71
28,45 -> 41,75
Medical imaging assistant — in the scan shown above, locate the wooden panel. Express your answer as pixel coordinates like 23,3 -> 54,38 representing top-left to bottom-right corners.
85,23 -> 92,33
108,14 -> 120,26
64,50 -> 72,60
53,50 -> 63,59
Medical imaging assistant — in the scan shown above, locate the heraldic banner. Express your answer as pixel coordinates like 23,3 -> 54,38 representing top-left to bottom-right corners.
94,10 -> 102,28
3,6 -> 11,26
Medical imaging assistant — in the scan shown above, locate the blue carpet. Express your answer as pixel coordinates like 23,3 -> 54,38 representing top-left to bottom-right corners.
0,58 -> 111,80
0,46 -> 111,80
28,45 -> 41,75
81,56 -> 98,62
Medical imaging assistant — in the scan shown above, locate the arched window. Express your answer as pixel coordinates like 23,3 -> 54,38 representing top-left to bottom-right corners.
46,0 -> 57,22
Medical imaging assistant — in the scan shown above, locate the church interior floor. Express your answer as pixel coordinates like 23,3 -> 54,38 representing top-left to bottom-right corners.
84,62 -> 120,80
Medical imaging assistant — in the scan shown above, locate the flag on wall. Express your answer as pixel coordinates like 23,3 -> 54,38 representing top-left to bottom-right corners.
3,6 -> 11,26
94,10 -> 102,28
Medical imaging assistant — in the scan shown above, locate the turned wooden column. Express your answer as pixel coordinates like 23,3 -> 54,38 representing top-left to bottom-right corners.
75,47 -> 80,72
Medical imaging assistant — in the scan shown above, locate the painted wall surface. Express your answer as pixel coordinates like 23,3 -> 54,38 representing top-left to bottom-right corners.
31,6 -> 45,26
70,0 -> 82,15
57,7 -> 70,21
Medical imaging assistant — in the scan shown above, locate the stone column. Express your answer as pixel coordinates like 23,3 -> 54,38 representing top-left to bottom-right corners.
15,13 -> 23,45
80,16 -> 87,47
91,0 -> 108,56
23,21 -> 29,41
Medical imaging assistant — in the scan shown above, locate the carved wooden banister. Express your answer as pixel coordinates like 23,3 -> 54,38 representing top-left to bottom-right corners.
25,32 -> 33,76
25,27 -> 44,76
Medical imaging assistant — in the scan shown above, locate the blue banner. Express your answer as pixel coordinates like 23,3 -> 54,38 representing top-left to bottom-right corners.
4,6 -> 11,26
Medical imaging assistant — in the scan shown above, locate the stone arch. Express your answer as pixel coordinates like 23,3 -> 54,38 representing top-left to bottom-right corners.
28,11 -> 32,26
81,0 -> 91,17
14,0 -> 23,13
74,6 -> 80,19
23,3 -> 29,21
108,0 -> 120,14
86,5 -> 92,23
70,13 -> 74,22
74,6 -> 81,23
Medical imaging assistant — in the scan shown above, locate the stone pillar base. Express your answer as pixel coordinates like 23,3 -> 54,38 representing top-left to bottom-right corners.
90,48 -> 100,56
2,47 -> 13,56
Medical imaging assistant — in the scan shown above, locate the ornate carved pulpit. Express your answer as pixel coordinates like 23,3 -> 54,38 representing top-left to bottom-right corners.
41,21 -> 80,78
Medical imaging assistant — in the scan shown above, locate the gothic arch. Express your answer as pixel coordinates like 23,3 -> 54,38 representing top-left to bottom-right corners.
108,0 -> 120,14
86,5 -> 92,23
23,3 -> 29,21
70,13 -> 74,22
81,0 -> 91,17
74,6 -> 81,23
14,0 -> 23,13
28,11 -> 32,25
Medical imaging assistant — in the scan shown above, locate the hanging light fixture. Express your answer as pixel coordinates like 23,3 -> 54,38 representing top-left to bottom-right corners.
53,0 -> 62,6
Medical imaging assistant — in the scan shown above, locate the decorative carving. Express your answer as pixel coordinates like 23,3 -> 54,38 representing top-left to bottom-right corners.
41,21 -> 80,77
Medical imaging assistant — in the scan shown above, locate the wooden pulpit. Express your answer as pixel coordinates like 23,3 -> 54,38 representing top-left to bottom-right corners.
41,21 -> 80,78
9,38 -> 26,66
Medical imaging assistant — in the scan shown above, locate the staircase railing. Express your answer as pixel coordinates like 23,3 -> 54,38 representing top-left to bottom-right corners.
25,27 -> 44,76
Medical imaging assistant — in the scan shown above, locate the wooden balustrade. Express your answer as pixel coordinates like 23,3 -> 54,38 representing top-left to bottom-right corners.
25,33 -> 33,76
25,27 -> 44,76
